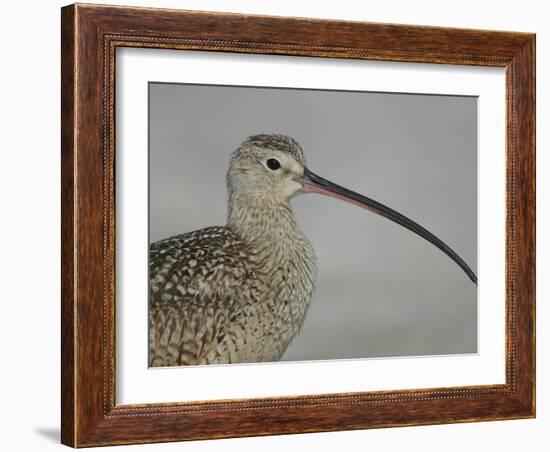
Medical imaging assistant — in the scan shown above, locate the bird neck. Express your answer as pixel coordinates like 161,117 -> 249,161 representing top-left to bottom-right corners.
226,193 -> 313,267
227,192 -> 317,341
227,193 -> 298,243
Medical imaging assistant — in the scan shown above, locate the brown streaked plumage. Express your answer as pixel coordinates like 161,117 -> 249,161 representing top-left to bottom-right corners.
149,135 -> 316,366
149,134 -> 477,367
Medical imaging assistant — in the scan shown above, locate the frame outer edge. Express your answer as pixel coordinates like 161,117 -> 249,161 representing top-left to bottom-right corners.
531,35 -> 536,417
514,35 -> 536,416
61,3 -> 77,448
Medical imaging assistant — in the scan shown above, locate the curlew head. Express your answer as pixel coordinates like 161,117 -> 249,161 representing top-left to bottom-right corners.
227,134 -> 307,204
227,134 -> 477,284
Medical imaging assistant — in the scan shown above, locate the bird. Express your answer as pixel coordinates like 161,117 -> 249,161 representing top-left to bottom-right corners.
148,134 -> 477,367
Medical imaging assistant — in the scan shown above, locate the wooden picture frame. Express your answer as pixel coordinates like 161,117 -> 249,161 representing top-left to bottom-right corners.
61,3 -> 535,447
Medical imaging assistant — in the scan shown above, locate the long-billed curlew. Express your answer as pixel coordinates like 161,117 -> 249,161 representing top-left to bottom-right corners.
149,134 -> 477,367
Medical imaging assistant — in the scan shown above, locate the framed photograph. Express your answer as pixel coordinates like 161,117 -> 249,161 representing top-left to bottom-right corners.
61,3 -> 535,447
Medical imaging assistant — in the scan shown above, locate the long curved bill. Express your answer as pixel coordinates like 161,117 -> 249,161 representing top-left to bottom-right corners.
297,168 -> 477,285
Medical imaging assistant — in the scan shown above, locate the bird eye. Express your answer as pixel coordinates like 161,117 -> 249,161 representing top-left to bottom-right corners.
266,158 -> 281,171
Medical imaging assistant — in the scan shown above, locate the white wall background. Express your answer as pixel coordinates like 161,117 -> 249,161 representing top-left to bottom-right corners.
0,0 -> 545,451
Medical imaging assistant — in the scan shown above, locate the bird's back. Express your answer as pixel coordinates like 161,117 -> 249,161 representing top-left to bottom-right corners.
149,226 -> 272,366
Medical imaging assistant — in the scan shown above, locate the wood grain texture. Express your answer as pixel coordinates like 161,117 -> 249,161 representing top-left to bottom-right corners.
60,3 -> 536,447
60,5 -> 76,446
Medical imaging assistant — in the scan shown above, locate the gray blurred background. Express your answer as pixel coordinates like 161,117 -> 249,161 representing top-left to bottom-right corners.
149,82 -> 478,361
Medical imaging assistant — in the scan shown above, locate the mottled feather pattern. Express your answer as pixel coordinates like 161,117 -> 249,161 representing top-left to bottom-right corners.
149,222 -> 316,366
150,227 -> 264,365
